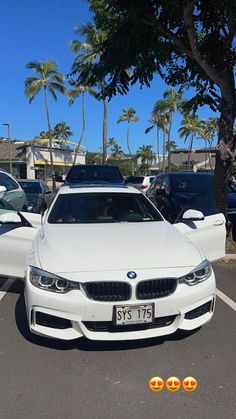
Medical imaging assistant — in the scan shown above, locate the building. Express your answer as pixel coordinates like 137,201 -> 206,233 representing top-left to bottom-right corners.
149,147 -> 216,174
0,141 -> 85,179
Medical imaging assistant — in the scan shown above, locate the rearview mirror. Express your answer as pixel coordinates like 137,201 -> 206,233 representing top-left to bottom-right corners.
182,209 -> 205,221
0,212 -> 21,224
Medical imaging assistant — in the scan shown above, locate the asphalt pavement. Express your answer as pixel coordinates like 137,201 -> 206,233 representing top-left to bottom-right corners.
0,261 -> 235,419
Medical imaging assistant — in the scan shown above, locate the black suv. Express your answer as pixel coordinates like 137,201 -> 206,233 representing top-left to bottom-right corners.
65,164 -> 124,185
146,172 -> 236,230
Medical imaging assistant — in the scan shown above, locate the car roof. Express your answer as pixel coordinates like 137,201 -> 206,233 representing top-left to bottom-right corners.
18,179 -> 42,182
59,184 -> 141,195
155,172 -> 213,177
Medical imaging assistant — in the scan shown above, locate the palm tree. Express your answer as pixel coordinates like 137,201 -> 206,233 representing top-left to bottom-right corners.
117,107 -> 139,174
153,88 -> 185,171
70,23 -> 108,163
198,117 -> 219,171
38,130 -> 50,139
145,112 -> 164,165
136,145 -> 155,174
25,61 -> 65,190
178,114 -> 204,171
67,80 -> 96,164
53,122 -> 73,142
107,137 -> 124,159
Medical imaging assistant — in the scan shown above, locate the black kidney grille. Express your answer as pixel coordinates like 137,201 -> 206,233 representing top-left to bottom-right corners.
136,278 -> 177,299
82,282 -> 131,302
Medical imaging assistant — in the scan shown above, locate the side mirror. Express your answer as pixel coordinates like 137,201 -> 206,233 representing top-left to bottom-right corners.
182,209 -> 205,221
0,212 -> 21,224
0,185 -> 7,196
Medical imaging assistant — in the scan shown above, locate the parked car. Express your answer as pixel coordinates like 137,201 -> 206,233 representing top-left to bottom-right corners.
18,179 -> 54,213
0,184 -> 225,341
0,170 -> 27,211
125,175 -> 155,192
146,172 -> 236,225
65,164 -> 124,185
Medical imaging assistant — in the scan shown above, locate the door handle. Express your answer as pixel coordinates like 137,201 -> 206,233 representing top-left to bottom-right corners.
213,220 -> 224,226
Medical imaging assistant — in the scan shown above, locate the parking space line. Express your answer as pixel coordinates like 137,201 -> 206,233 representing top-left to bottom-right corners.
216,288 -> 236,312
0,278 -> 16,302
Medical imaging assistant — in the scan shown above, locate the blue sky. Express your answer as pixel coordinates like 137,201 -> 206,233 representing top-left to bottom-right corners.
0,0 -> 218,154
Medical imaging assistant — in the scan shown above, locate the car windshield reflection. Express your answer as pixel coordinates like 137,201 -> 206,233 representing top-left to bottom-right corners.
48,192 -> 163,224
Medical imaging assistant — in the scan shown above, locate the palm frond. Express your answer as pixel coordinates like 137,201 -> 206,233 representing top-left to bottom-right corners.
145,125 -> 154,134
49,82 -> 66,95
48,86 -> 57,101
24,79 -> 43,103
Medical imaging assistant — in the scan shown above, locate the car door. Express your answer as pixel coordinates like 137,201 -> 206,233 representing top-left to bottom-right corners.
174,213 -> 226,262
0,172 -> 26,211
147,175 -> 164,204
0,208 -> 41,278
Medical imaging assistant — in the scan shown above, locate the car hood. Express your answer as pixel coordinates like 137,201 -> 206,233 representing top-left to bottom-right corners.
36,221 -> 202,274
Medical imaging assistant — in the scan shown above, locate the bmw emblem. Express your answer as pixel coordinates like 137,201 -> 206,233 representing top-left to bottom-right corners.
127,271 -> 137,279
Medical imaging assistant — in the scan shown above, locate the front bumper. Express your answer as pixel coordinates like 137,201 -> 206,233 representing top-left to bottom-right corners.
24,268 -> 216,341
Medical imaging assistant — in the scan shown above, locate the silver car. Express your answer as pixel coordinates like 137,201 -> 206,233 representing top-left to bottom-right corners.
18,179 -> 54,213
0,170 -> 27,211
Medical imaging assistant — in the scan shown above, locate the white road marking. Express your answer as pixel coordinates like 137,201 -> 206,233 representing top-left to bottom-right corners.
0,278 -> 16,302
217,288 -> 236,312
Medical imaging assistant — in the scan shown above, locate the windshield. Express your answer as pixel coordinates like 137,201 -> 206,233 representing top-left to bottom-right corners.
66,165 -> 124,184
18,181 -> 41,193
171,174 -> 213,193
48,192 -> 163,224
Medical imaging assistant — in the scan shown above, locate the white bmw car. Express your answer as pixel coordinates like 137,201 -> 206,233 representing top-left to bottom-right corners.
0,185 -> 226,341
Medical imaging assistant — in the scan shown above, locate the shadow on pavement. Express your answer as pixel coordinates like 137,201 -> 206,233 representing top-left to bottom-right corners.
15,293 -> 200,352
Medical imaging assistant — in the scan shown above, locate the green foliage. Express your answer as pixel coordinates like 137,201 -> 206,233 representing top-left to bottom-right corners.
85,151 -> 102,164
25,61 -> 65,103
53,122 -> 73,140
117,107 -> 139,124
107,157 -> 133,176
86,0 -> 236,114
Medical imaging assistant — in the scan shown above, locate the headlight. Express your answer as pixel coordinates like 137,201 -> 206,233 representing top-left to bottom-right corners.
29,266 -> 80,293
179,260 -> 212,286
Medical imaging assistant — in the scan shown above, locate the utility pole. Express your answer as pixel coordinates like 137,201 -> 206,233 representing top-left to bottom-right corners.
2,123 -> 12,175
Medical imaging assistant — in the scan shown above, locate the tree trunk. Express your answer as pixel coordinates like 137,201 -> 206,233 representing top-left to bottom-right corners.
44,87 -> 56,191
167,116 -> 172,172
156,126 -> 160,167
127,122 -> 134,174
102,97 -> 108,164
162,124 -> 166,172
209,139 -> 214,171
213,100 -> 236,237
187,134 -> 194,172
73,92 -> 85,165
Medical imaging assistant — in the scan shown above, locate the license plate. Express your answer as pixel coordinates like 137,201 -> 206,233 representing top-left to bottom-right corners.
115,304 -> 154,326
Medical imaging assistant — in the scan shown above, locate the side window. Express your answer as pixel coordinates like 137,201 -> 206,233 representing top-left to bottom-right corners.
0,173 -> 18,191
152,176 -> 163,190
162,176 -> 170,193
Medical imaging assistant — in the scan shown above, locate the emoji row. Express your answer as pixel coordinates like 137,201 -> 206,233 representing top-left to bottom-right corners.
149,376 -> 198,392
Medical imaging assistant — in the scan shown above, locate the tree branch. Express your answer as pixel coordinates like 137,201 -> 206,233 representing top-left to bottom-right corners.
183,0 -> 234,103
228,15 -> 236,46
142,18 -> 194,59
